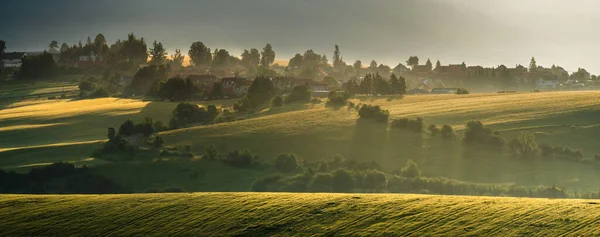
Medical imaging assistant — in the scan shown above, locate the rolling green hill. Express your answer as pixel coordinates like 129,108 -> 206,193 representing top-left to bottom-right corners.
1,91 -> 600,192
2,193 -> 600,236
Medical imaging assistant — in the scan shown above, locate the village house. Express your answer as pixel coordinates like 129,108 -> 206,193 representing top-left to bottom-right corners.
413,64 -> 432,75
75,52 -> 103,67
271,77 -> 315,91
221,77 -> 248,97
393,63 -> 410,75
508,65 -> 528,83
435,64 -> 465,79
310,83 -> 328,92
1,52 -> 26,68
310,82 -> 330,97
187,74 -> 220,94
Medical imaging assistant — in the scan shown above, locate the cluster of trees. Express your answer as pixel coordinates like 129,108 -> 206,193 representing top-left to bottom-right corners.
250,157 -> 569,198
19,52 -> 57,79
463,121 -> 507,149
507,133 -> 585,162
125,65 -> 169,95
325,91 -> 351,107
116,117 -> 165,138
234,77 -> 275,112
0,162 -> 124,194
428,124 -> 456,138
188,42 -> 275,72
391,118 -> 424,132
169,103 -> 219,129
150,77 -> 197,101
274,153 -> 303,172
346,73 -> 407,96
358,104 -> 390,123
462,121 -> 590,163
78,80 -> 109,98
284,85 -> 312,104
95,117 -> 167,161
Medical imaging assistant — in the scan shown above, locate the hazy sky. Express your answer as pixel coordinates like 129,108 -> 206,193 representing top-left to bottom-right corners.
2,0 -> 600,73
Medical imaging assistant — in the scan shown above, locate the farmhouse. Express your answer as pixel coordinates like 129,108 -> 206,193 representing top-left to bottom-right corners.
1,52 -> 26,68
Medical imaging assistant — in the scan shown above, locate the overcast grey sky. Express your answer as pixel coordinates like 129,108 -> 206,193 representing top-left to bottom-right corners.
2,0 -> 600,73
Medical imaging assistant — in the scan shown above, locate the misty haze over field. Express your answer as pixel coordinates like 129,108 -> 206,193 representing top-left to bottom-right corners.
2,0 -> 600,73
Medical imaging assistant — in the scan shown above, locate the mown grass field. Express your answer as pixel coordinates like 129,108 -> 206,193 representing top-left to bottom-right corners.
2,192 -> 600,236
1,90 -> 599,192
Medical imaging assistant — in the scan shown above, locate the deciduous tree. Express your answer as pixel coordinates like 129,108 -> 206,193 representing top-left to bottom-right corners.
188,41 -> 212,67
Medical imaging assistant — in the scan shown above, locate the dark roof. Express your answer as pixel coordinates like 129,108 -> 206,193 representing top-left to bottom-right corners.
187,74 -> 220,81
1,52 -> 26,60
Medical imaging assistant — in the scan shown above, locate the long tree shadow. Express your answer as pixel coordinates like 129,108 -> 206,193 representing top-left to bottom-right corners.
350,119 -> 388,164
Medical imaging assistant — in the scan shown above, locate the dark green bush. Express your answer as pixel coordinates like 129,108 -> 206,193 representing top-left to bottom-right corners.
361,169 -> 387,191
271,95 -> 283,107
332,169 -> 355,192
215,109 -> 237,123
274,153 -> 302,172
153,136 -> 165,148
79,80 -> 96,91
440,125 -> 455,139
540,145 -> 584,162
203,144 -> 219,160
251,174 -> 285,192
326,91 -> 350,107
90,87 -> 110,98
399,159 -> 421,178
464,121 -> 506,149
428,125 -> 440,136
456,88 -> 470,94
170,103 -> 218,128
308,173 -> 334,192
285,85 -> 311,104
391,118 -> 423,132
223,149 -> 258,168
118,120 -> 135,136
508,133 -> 538,157
358,104 -> 389,123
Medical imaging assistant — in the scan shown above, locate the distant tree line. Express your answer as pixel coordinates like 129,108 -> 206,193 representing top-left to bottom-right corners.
0,162 -> 124,194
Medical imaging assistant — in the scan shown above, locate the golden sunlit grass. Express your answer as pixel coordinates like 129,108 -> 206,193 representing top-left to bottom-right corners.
2,193 -> 600,236
0,98 -> 149,120
0,123 -> 67,132
0,97 -> 236,168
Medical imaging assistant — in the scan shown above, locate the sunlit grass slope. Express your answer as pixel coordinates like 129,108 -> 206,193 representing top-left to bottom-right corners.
161,91 -> 600,167
2,193 -> 600,236
0,97 -> 236,168
158,91 -> 600,191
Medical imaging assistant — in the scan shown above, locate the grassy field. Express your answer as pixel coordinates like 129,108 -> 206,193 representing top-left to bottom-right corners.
2,192 -> 600,236
1,90 -> 600,192
0,97 -> 236,168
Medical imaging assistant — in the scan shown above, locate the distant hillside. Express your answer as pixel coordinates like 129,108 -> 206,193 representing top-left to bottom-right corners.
2,193 -> 600,236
